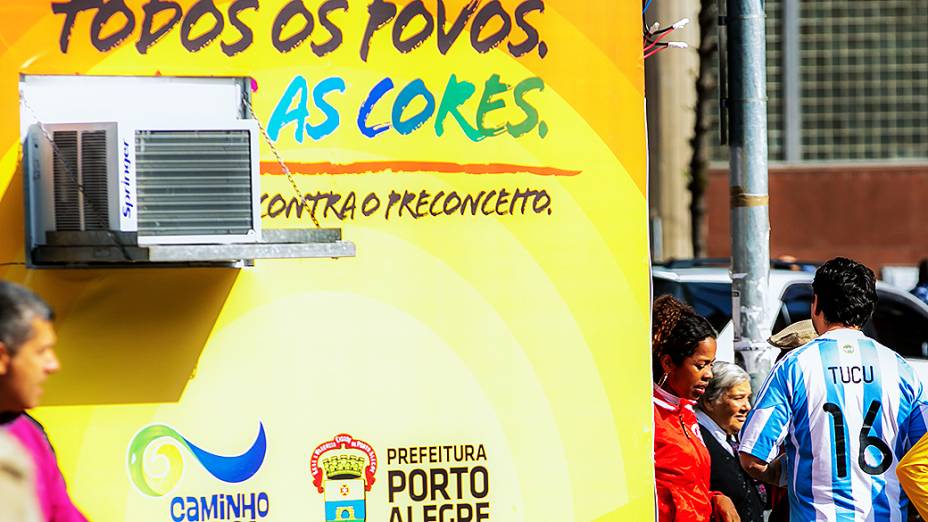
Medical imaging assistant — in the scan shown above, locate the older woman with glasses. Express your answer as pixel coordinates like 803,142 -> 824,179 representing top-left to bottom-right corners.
696,362 -> 766,522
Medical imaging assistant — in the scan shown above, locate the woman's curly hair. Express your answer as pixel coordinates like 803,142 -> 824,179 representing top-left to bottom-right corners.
652,295 -> 693,350
652,295 -> 716,382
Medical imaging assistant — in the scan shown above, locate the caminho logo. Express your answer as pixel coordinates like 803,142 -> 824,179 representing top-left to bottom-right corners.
127,423 -> 267,497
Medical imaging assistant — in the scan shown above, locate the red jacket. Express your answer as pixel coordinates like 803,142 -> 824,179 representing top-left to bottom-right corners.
653,385 -> 718,522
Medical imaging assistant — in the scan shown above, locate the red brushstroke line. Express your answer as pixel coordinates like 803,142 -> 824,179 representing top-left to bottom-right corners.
259,161 -> 580,177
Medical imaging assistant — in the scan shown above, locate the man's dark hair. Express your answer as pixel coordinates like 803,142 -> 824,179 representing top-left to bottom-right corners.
0,281 -> 54,355
812,257 -> 877,328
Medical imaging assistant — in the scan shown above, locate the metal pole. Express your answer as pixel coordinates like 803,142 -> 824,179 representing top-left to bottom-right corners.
727,0 -> 770,388
783,0 -> 801,162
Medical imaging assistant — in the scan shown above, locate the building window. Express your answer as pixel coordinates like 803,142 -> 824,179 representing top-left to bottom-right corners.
710,0 -> 928,163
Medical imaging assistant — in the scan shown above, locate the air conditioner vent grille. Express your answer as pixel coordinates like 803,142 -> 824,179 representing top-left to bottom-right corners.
80,130 -> 109,230
51,130 -> 110,231
135,130 -> 254,237
52,131 -> 80,231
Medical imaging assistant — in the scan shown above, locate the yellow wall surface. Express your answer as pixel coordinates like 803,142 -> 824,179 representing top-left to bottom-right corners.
0,1 -> 651,520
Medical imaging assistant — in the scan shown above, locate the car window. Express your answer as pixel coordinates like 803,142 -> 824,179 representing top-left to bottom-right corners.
653,278 -> 732,332
775,283 -> 928,359
866,291 -> 928,359
773,283 -> 813,333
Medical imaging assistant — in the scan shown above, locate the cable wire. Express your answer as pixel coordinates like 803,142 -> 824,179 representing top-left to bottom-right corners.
242,93 -> 320,228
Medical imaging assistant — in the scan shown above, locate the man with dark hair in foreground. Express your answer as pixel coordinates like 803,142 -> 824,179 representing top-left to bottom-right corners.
0,281 -> 86,521
738,257 -> 928,521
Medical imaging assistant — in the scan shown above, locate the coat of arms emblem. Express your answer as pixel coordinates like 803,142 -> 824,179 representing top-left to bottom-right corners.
311,434 -> 378,522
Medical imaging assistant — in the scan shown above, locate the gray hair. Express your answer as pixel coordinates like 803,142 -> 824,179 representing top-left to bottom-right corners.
699,361 -> 750,407
0,281 -> 53,355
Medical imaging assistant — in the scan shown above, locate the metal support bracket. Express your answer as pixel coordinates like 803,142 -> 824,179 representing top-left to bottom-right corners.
31,229 -> 355,267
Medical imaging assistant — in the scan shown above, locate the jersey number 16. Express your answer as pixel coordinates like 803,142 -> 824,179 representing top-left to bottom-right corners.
822,400 -> 893,477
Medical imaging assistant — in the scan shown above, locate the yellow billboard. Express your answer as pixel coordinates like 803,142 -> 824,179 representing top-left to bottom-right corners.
0,1 -> 650,520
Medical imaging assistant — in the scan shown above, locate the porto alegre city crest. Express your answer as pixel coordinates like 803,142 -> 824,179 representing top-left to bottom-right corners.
310,434 -> 377,522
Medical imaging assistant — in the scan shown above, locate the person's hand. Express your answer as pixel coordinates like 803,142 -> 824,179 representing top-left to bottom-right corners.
712,494 -> 741,522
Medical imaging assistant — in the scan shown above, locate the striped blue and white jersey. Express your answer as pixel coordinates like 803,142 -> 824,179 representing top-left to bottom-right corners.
740,328 -> 928,521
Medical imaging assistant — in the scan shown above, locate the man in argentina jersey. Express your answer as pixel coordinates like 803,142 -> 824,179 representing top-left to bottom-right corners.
739,257 -> 928,521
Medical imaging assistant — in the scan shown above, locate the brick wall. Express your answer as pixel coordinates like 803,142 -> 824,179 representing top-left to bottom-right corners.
706,165 -> 928,270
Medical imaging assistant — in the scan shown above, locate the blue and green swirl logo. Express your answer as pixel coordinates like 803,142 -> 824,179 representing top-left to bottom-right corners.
127,423 -> 267,497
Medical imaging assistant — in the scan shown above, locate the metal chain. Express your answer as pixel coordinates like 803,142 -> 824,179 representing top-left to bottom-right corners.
241,96 -> 320,228
19,90 -> 133,261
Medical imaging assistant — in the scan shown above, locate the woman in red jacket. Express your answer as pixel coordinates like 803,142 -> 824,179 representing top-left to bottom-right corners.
652,296 -> 739,522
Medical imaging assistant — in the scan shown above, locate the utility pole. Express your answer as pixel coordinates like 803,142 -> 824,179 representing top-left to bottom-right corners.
726,0 -> 771,389
645,0 -> 699,262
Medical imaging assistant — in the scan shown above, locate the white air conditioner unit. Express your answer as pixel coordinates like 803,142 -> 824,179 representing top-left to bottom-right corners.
26,120 -> 261,247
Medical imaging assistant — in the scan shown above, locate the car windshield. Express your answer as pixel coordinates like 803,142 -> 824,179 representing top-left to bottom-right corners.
772,284 -> 814,332
653,278 -> 732,332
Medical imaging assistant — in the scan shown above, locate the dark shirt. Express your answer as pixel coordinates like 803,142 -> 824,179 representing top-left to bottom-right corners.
698,421 -> 766,522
